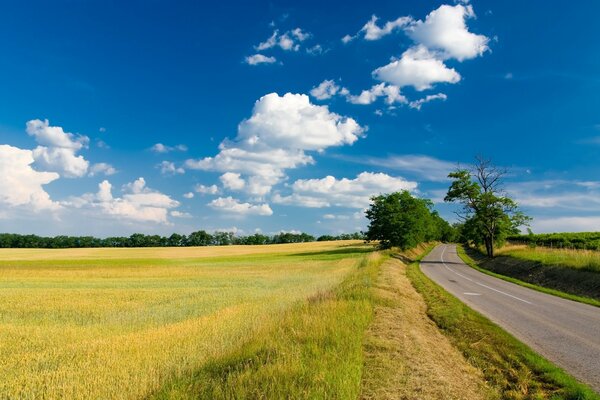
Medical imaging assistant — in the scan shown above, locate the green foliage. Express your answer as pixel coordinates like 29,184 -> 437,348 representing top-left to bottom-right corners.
445,158 -> 530,257
0,231 -> 363,249
365,191 -> 453,249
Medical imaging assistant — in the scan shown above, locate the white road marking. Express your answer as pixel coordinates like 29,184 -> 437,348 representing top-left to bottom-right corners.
439,246 -> 533,305
463,292 -> 482,296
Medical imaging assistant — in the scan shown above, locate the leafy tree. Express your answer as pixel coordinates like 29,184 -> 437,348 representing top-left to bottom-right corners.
444,157 -> 530,257
365,191 -> 442,250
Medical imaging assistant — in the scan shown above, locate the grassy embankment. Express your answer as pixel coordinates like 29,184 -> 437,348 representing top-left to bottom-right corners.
458,244 -> 600,307
0,241 -> 372,399
407,248 -> 600,400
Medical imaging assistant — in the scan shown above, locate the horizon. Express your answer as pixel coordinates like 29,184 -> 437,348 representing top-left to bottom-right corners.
1,0 -> 599,237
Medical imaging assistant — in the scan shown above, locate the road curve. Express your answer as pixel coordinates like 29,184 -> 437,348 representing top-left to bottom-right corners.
420,244 -> 600,393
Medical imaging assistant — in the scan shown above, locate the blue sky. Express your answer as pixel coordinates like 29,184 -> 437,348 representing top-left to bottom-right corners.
1,0 -> 599,237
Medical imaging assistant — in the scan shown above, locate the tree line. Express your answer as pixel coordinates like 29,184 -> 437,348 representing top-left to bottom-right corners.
0,231 -> 365,249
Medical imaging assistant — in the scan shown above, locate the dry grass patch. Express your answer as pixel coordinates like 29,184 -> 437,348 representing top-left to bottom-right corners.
360,249 -> 491,400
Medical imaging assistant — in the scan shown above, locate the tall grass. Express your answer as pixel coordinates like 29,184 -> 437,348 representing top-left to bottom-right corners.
0,241 -> 371,400
498,244 -> 600,273
150,252 -> 385,399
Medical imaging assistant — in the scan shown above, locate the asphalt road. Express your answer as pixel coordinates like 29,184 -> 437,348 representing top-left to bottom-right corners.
421,244 -> 600,393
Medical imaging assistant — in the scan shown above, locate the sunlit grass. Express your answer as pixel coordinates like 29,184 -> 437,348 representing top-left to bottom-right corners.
498,244 -> 600,273
0,241 -> 371,400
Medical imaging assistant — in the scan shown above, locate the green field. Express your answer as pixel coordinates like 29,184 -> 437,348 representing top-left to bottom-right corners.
497,244 -> 600,273
0,241 -> 373,399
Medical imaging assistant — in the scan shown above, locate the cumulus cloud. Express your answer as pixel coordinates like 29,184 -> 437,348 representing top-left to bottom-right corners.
26,119 -> 90,177
310,80 -> 344,100
89,162 -> 117,176
348,154 -> 457,182
273,172 -> 417,209
347,83 -> 407,105
409,93 -> 448,109
194,184 -> 220,195
255,28 -> 310,52
245,54 -> 277,65
183,192 -> 195,199
208,196 -> 273,216
73,178 -> 180,224
220,172 -> 245,190
150,143 -> 188,153
158,161 -> 185,175
373,45 -> 461,91
0,144 -> 61,211
361,15 -> 413,41
185,92 -> 364,196
406,3 -> 489,61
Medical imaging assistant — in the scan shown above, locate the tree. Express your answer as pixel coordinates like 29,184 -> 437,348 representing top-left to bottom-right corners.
365,191 -> 441,250
444,157 -> 530,258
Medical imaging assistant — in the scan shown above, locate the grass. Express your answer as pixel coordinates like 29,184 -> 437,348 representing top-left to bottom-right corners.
407,248 -> 600,400
499,244 -> 600,273
360,244 -> 492,400
459,245 -> 600,306
0,241 -> 372,400
150,251 -> 385,399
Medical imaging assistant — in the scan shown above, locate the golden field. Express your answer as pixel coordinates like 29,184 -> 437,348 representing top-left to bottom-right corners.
0,241 -> 370,399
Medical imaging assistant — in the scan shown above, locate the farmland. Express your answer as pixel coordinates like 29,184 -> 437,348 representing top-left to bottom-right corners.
508,232 -> 600,251
0,241 -> 371,399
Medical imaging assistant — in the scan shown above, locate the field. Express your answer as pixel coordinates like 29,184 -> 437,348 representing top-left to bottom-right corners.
0,241 -> 372,399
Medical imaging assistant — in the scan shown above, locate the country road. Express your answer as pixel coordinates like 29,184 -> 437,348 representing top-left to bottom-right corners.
421,244 -> 600,393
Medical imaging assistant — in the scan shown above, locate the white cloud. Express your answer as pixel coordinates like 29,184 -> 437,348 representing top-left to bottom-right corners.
373,45 -> 461,91
208,196 -> 273,216
71,178 -> 180,224
150,143 -> 188,153
245,54 -> 277,65
409,93 -> 448,109
310,80 -> 342,100
531,217 -> 600,233
26,119 -> 90,178
220,172 -> 245,190
273,172 -> 417,209
360,15 -> 413,41
0,144 -> 61,211
89,162 -> 117,176
306,44 -> 324,55
183,192 -> 195,199
255,28 -> 310,52
346,83 -> 407,105
341,34 -> 355,44
80,178 -> 179,224
186,92 -> 364,196
170,210 -> 192,218
406,4 -> 489,61
351,154 -> 456,182
194,184 -> 220,195
158,161 -> 185,175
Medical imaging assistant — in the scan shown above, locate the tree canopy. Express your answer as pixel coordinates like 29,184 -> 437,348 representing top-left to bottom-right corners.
365,190 -> 454,250
445,157 -> 530,257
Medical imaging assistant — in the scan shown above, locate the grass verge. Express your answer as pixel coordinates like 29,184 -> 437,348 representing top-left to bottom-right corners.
149,251 -> 386,399
407,249 -> 600,400
360,243 -> 492,400
457,246 -> 600,308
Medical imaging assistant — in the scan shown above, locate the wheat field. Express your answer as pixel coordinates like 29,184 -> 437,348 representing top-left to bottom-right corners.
0,241 -> 370,399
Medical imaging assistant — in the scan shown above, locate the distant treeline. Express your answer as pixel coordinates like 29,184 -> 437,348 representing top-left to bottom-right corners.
0,231 -> 365,249
508,232 -> 600,251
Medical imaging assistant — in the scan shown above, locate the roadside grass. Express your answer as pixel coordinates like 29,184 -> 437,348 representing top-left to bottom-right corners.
458,246 -> 600,307
499,244 -> 600,273
150,251 -> 385,399
0,241 -> 370,400
360,244 -> 492,400
407,251 -> 600,400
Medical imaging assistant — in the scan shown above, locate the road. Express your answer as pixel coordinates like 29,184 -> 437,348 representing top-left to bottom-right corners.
420,244 -> 600,393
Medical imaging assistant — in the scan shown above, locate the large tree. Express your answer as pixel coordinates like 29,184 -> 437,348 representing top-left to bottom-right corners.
445,157 -> 530,258
365,191 -> 448,249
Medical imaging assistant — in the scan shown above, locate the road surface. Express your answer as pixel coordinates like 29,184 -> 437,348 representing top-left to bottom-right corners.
420,244 -> 600,393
